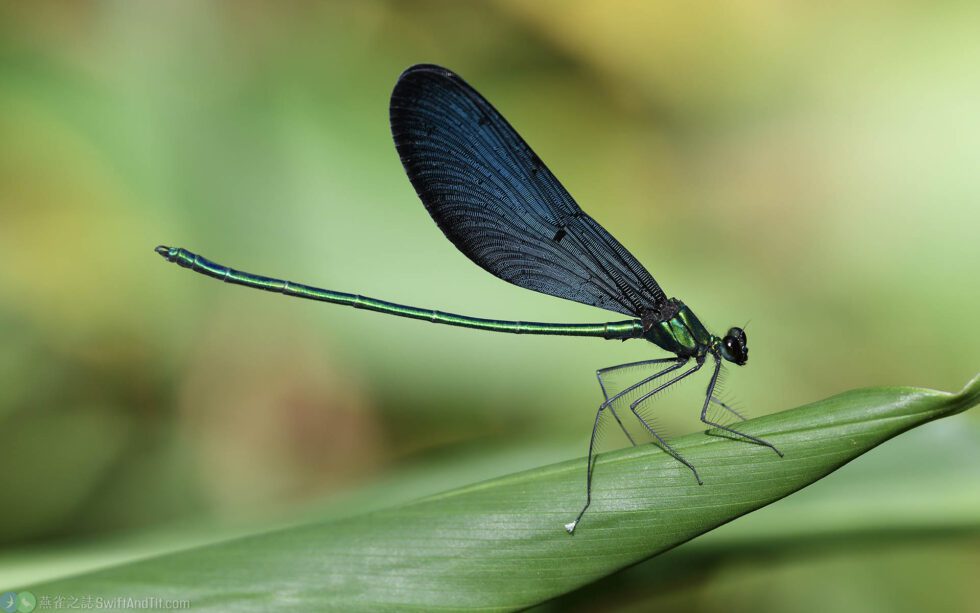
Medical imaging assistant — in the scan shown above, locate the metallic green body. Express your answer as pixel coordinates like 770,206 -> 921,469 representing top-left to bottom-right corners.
156,245 -> 770,536
642,302 -> 718,358
162,247 -> 646,340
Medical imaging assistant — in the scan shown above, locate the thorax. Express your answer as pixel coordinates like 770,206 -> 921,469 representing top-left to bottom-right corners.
642,299 -> 717,357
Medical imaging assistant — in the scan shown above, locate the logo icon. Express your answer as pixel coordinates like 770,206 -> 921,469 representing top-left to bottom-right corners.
16,592 -> 35,613
0,593 -> 16,613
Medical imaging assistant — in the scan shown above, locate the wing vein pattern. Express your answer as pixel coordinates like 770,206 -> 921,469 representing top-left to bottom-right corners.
390,64 -> 670,318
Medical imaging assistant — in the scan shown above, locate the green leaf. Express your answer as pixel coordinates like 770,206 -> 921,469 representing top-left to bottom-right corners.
543,419 -> 980,610
24,376 -> 980,610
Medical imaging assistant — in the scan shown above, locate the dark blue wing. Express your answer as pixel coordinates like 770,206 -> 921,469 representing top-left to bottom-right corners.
389,64 -> 669,318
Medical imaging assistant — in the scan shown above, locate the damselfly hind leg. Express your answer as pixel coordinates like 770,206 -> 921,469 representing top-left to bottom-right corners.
566,357 -> 689,535
701,356 -> 783,456
564,406 -> 606,535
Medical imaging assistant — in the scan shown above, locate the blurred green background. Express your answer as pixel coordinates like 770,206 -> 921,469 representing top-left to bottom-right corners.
1,1 -> 978,611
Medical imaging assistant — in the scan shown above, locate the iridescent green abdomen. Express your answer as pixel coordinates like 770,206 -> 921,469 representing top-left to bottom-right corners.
643,301 -> 716,357
157,247 -> 646,341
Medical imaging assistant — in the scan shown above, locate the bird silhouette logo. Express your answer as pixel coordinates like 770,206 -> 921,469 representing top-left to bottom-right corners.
0,592 -> 16,613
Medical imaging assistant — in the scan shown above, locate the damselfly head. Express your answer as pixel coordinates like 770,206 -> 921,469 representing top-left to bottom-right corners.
720,327 -> 748,365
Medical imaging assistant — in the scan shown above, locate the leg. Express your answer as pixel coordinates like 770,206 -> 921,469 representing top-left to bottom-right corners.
596,358 -> 685,446
628,360 -> 705,485
565,403 -> 605,534
700,355 -> 783,456
710,396 -> 747,421
567,358 -> 687,534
